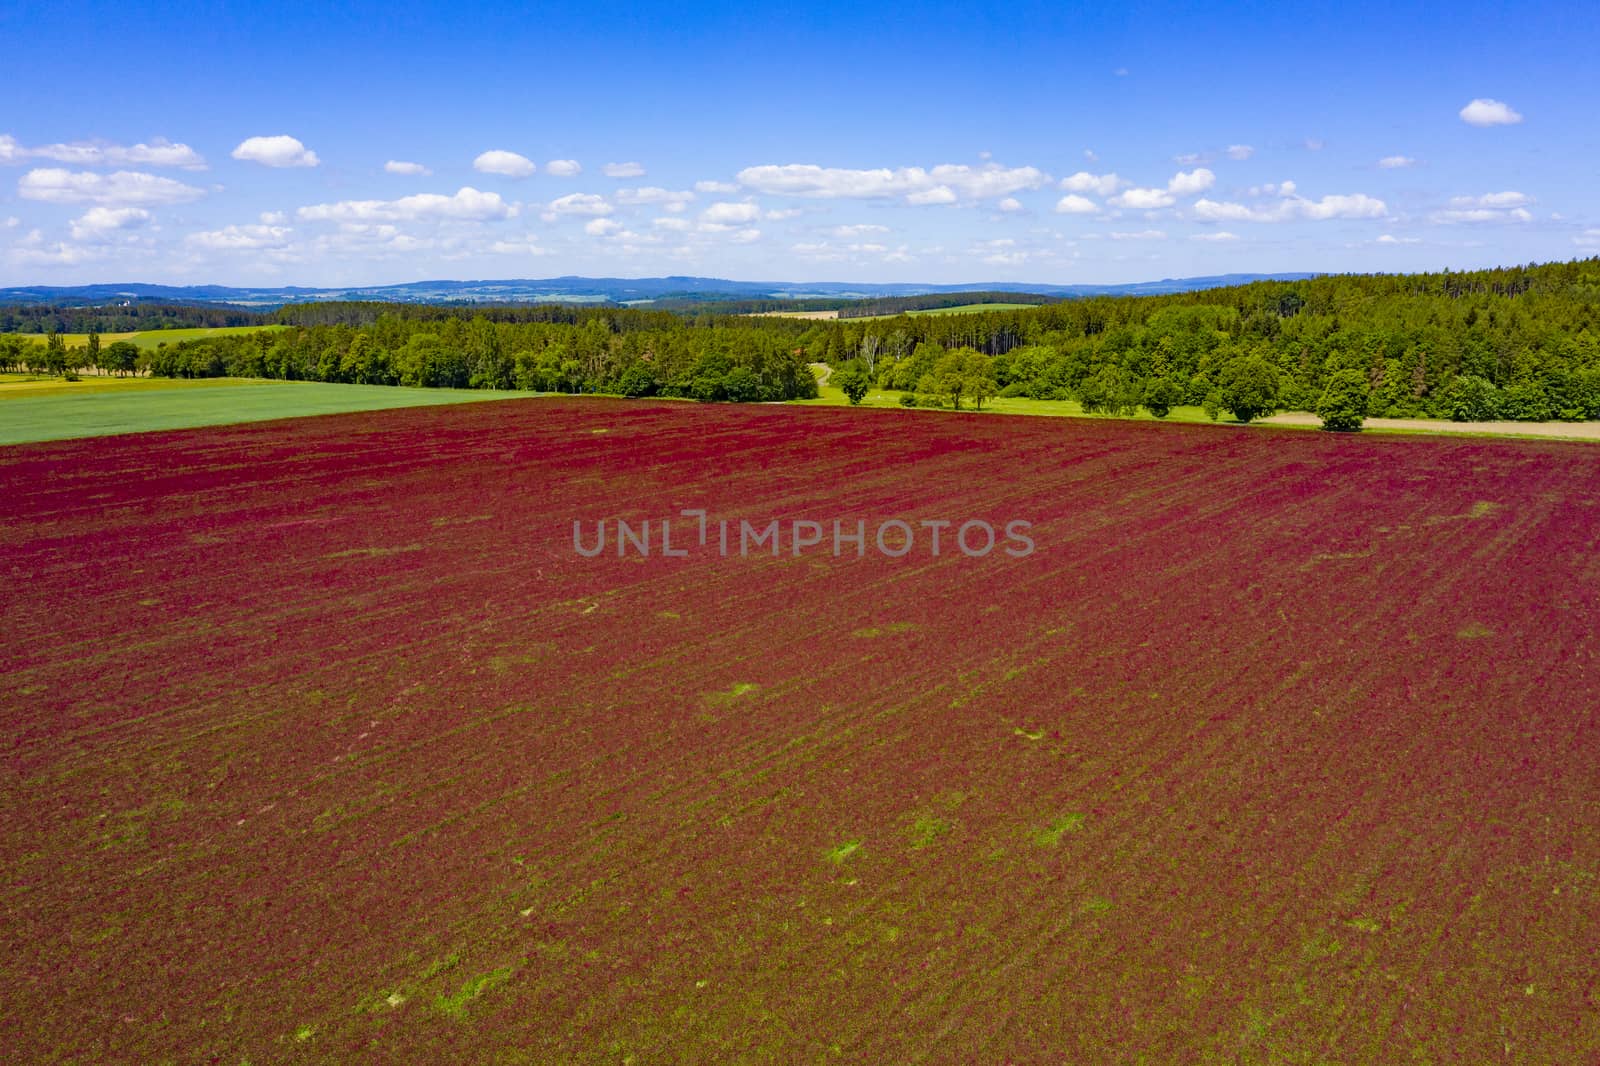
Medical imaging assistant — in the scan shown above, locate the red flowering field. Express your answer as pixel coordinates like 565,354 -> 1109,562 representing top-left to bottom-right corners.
3,398 -> 1598,1063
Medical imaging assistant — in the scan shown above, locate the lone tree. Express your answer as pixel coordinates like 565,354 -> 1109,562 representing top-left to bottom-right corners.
1220,356 -> 1280,423
836,364 -> 870,405
1316,369 -> 1369,431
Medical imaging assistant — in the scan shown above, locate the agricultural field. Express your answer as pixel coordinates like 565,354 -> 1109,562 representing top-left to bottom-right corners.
12,324 -> 287,351
3,399 -> 1599,1062
0,376 -> 532,445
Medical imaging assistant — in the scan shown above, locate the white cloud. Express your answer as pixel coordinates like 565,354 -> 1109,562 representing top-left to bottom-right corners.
1110,186 -> 1176,209
653,216 -> 691,231
615,186 -> 695,208
735,162 -> 1046,203
1109,229 -> 1166,240
541,193 -> 610,218
1459,98 -> 1523,127
2,216 -> 18,228
1174,152 -> 1207,166
69,206 -> 152,240
1192,191 -> 1387,222
473,150 -> 536,177
1167,168 -> 1215,196
1377,155 -> 1417,169
1375,234 -> 1421,245
385,160 -> 431,176
1303,138 -> 1325,151
0,134 -> 206,169
1225,145 -> 1254,161
701,201 -> 761,224
585,217 -> 622,237
232,135 -> 319,168
298,186 -> 516,222
604,161 -> 647,178
1191,231 -> 1240,242
1083,149 -> 1099,163
764,208 -> 801,220
730,228 -> 762,244
1060,171 -> 1126,197
187,223 -> 294,250
260,210 -> 287,225
546,159 -> 582,177
1574,229 -> 1600,248
489,238 -> 552,256
1054,194 -> 1099,215
830,223 -> 889,238
1431,192 -> 1534,224
997,197 -> 1023,213
18,168 -> 206,206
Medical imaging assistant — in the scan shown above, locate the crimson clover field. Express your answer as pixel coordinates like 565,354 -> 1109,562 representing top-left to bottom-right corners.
3,397 -> 1598,1063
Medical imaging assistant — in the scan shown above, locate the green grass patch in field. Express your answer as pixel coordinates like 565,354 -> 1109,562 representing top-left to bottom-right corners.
1030,813 -> 1086,846
0,376 -> 535,445
825,839 -> 862,864
908,816 -> 952,849
434,967 -> 514,1018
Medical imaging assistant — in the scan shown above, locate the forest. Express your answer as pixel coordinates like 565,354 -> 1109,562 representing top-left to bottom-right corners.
4,258 -> 1600,420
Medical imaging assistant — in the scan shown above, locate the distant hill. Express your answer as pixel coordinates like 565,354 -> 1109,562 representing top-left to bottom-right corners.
0,273 -> 1318,310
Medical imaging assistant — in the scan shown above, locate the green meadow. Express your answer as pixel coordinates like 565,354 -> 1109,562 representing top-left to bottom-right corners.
0,375 -> 532,446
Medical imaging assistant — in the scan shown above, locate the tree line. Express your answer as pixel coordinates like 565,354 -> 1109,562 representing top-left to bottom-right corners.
807,258 -> 1600,422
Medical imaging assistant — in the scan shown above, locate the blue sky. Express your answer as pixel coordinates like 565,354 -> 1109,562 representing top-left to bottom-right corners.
3,0 -> 1597,287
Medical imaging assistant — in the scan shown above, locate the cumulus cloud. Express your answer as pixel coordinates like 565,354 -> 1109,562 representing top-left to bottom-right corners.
1190,231 -> 1240,242
546,192 -> 613,217
830,223 -> 889,238
0,134 -> 206,169
489,238 -> 552,256
1167,168 -> 1216,196
1110,186 -> 1175,209
997,197 -> 1024,213
260,210 -> 287,225
232,135 -> 319,168
1192,191 -> 1386,223
385,160 -> 431,176
473,150 -> 536,177
1225,145 -> 1254,161
701,201 -> 762,224
19,167 -> 206,206
1375,234 -> 1422,245
653,216 -> 692,231
604,161 -> 646,178
69,207 -> 153,241
1377,155 -> 1417,169
187,223 -> 294,250
1109,229 -> 1166,240
298,186 -> 516,222
546,159 -> 582,177
1054,194 -> 1099,215
735,162 -> 1047,203
1459,98 -> 1523,127
615,186 -> 695,208
729,228 -> 761,244
764,208 -> 801,220
585,217 -> 623,237
1060,171 -> 1126,197
1574,229 -> 1600,248
1431,190 -> 1533,223
694,179 -> 739,194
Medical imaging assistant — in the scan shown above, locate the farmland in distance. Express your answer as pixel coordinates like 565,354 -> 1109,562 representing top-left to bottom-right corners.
3,398 -> 1598,1062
